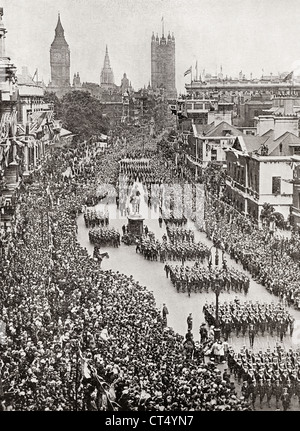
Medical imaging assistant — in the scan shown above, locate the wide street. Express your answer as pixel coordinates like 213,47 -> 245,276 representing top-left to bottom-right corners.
77,180 -> 300,353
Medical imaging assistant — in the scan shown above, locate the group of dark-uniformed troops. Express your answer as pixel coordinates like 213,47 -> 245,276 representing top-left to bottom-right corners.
165,262 -> 250,296
119,158 -> 150,172
227,345 -> 300,410
119,158 -> 161,186
166,226 -> 195,243
161,211 -> 188,227
83,207 -> 109,228
203,300 -> 295,342
89,227 -> 121,247
136,237 -> 209,263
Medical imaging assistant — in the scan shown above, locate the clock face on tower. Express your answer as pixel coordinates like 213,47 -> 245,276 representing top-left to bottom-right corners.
53,52 -> 61,61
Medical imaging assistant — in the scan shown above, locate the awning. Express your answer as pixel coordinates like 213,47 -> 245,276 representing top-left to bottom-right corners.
60,128 -> 73,138
186,154 -> 202,167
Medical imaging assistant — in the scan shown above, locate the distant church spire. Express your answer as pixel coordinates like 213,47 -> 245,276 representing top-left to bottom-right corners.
55,12 -> 64,37
100,45 -> 115,87
104,45 -> 110,65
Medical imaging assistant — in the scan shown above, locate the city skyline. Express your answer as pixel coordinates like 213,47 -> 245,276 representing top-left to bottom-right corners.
2,0 -> 300,93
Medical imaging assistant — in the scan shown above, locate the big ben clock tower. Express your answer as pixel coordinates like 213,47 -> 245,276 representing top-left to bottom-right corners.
49,13 -> 70,90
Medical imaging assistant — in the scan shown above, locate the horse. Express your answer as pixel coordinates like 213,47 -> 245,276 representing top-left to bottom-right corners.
93,246 -> 109,266
97,251 -> 109,267
98,252 -> 109,260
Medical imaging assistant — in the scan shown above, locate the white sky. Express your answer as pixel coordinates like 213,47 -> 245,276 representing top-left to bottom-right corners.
2,0 -> 300,93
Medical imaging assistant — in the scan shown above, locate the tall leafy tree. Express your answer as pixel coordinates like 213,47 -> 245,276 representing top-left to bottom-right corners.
44,91 -> 110,142
60,91 -> 110,142
43,91 -> 63,119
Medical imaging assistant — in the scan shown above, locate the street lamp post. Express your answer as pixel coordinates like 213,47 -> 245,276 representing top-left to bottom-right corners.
213,280 -> 222,341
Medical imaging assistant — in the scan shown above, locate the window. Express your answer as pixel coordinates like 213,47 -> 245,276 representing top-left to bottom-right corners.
272,176 -> 281,195
211,149 -> 217,161
194,103 -> 203,110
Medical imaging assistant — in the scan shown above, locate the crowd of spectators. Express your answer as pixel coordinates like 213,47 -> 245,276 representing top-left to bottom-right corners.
0,129 -> 251,411
204,194 -> 300,309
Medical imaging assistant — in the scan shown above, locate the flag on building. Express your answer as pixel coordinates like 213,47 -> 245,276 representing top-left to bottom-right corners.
182,103 -> 188,118
283,71 -> 294,82
78,348 -> 92,379
184,66 -> 192,77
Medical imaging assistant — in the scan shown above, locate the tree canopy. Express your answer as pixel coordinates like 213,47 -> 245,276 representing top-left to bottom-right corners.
44,90 -> 110,142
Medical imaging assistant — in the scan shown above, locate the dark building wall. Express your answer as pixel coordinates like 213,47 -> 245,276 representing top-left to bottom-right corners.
248,158 -> 260,193
235,101 -> 272,127
151,36 -> 176,99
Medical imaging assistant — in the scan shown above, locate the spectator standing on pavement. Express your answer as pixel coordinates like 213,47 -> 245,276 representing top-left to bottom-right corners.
162,303 -> 169,327
199,323 -> 208,344
187,313 -> 193,331
158,216 -> 163,228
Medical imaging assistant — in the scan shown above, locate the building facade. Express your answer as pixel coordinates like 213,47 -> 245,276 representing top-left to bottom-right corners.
0,9 -> 73,226
291,158 -> 300,228
151,27 -> 176,100
0,7 -> 19,222
225,133 -> 300,221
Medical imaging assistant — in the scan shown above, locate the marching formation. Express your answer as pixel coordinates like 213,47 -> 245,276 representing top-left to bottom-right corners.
89,227 -> 121,248
83,208 -> 109,228
228,345 -> 300,410
161,211 -> 188,226
166,226 -> 195,243
203,301 -> 294,341
136,236 -> 209,263
165,263 -> 250,295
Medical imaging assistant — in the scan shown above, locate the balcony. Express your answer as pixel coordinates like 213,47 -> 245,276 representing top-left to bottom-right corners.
247,188 -> 259,201
292,206 -> 300,217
